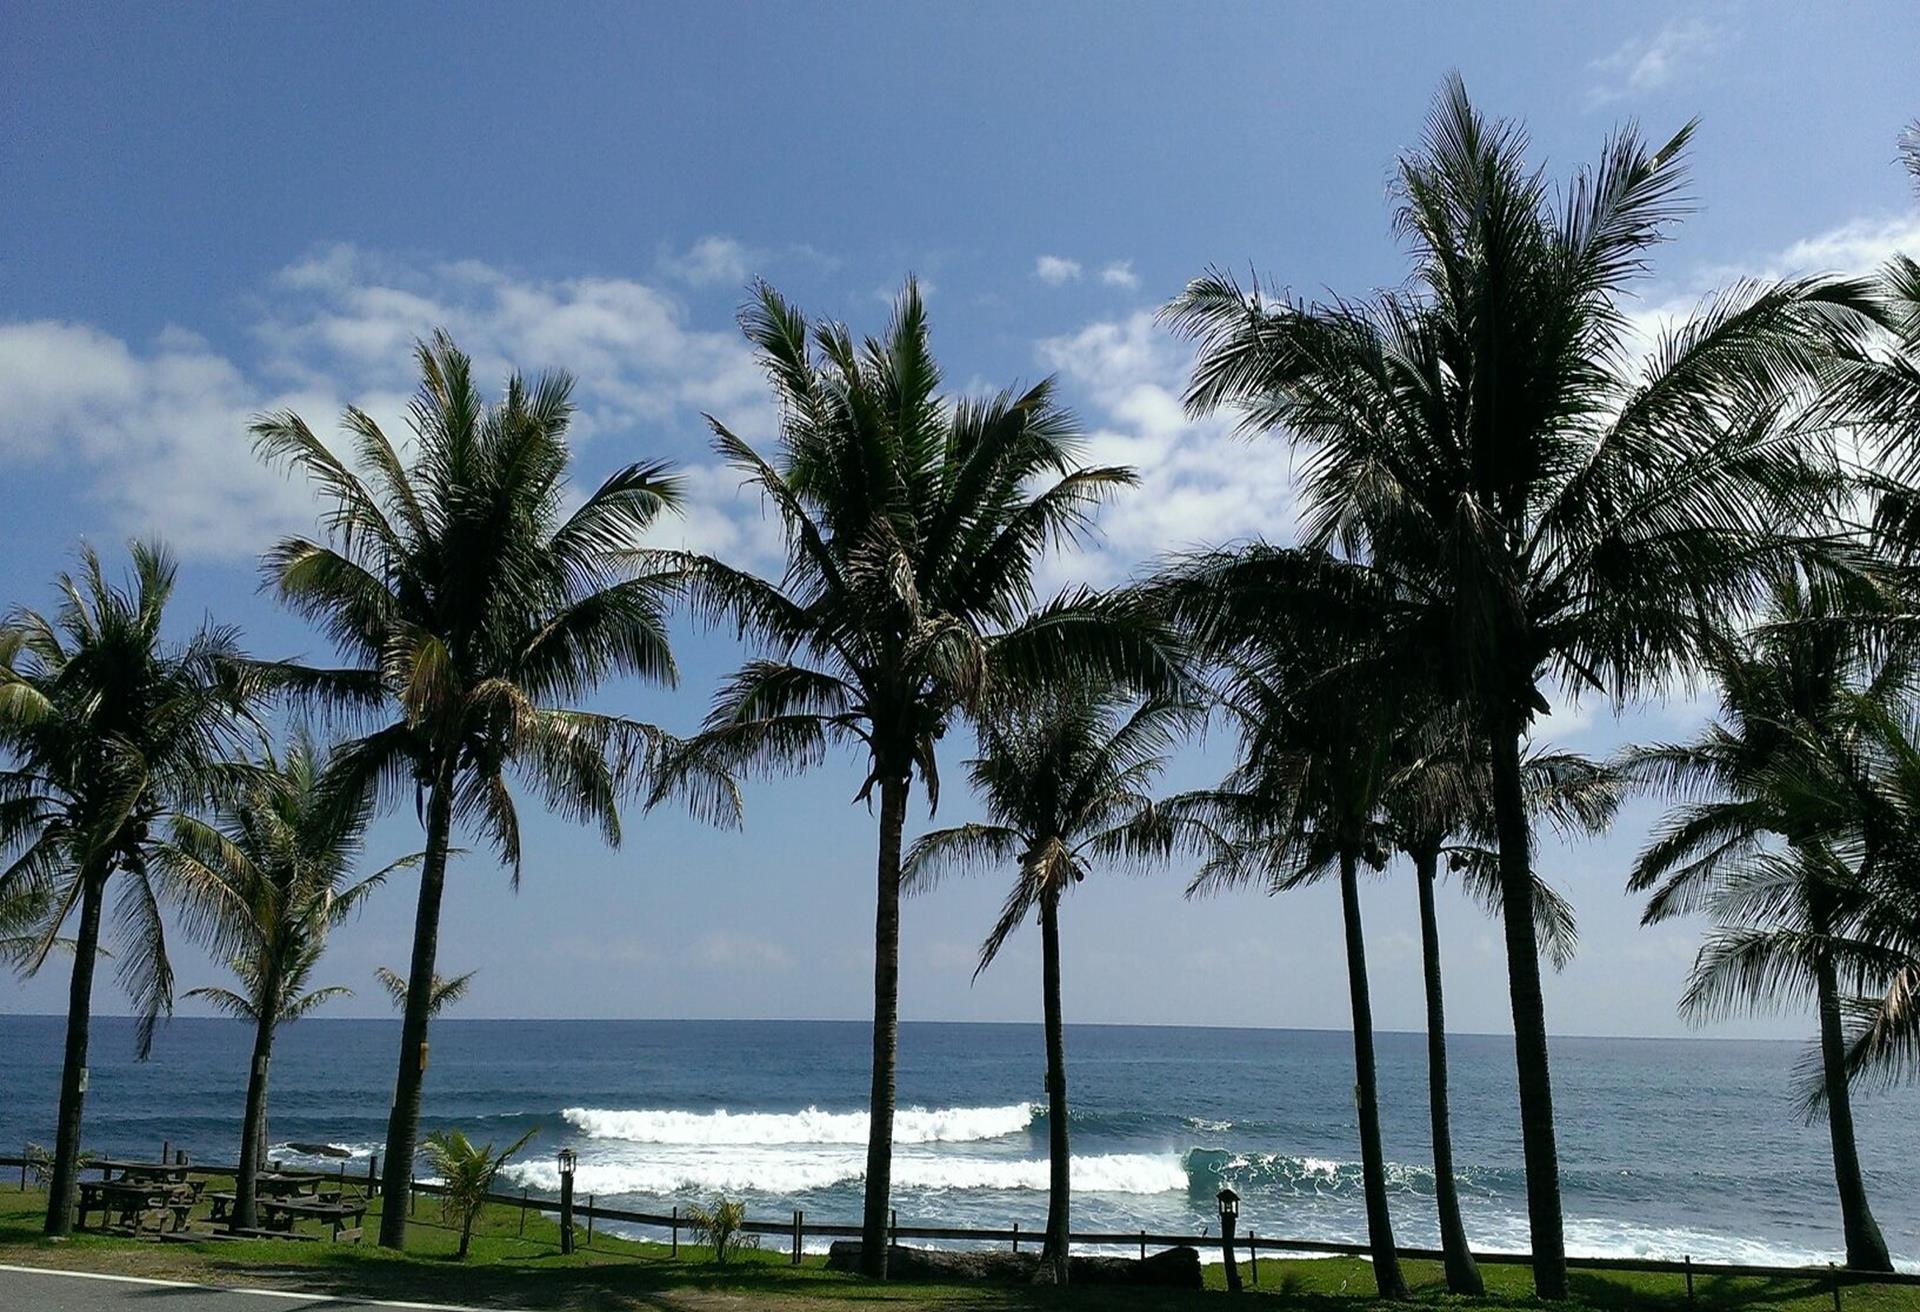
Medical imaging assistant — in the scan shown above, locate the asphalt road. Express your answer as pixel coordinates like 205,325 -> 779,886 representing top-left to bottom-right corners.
0,1264 -> 502,1312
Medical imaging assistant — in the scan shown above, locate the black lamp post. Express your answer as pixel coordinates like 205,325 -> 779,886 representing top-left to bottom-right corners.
558,1148 -> 578,1255
1217,1186 -> 1242,1292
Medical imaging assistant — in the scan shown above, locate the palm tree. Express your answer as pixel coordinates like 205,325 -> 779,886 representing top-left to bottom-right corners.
1624,573 -> 1904,1271
1164,78 -> 1873,1295
162,735 -> 399,1230
252,331 -> 687,1248
420,1125 -> 537,1259
0,543 -> 261,1236
1382,726 -> 1603,1296
653,281 -> 1178,1277
1162,553 -> 1412,1299
376,964 -> 475,1016
904,687 -> 1190,1284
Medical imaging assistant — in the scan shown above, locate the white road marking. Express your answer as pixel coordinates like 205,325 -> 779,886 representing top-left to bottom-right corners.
0,1262 -> 523,1310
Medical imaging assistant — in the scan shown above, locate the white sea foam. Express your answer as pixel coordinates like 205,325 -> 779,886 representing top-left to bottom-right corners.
561,1103 -> 1035,1146
502,1148 -> 1186,1198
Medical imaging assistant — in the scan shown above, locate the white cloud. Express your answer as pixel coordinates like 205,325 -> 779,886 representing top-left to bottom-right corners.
1099,260 -> 1140,290
1588,17 -> 1727,107
659,235 -> 758,288
0,245 -> 776,557
1034,255 -> 1083,286
692,930 -> 792,971
1034,310 -> 1297,587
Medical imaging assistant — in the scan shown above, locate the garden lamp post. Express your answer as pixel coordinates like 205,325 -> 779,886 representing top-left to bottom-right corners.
1218,1186 -> 1242,1292
558,1147 -> 577,1255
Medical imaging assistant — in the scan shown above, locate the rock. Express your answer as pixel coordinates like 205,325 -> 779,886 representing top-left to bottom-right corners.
285,1142 -> 354,1158
824,1241 -> 1202,1289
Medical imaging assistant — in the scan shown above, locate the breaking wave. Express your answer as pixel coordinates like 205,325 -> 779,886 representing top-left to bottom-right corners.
561,1103 -> 1036,1146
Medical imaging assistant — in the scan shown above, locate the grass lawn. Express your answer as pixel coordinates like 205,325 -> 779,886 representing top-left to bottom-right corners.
0,1183 -> 1914,1310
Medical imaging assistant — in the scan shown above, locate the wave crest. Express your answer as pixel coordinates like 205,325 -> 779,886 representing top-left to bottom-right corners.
562,1103 -> 1035,1146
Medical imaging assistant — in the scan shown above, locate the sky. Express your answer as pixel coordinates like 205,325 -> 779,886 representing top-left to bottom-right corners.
2,2 -> 1918,1043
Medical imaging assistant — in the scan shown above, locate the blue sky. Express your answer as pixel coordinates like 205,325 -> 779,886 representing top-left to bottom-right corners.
2,2 -> 1917,1041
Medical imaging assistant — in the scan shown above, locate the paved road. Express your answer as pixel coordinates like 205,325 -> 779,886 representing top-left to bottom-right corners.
0,1264 -> 503,1312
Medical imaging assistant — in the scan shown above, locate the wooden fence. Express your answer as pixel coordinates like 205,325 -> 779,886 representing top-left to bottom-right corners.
6,1151 -> 1916,1291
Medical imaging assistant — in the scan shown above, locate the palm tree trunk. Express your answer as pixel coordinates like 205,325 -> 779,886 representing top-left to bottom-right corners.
1488,719 -> 1567,1299
1339,850 -> 1407,1299
232,959 -> 283,1232
1414,847 -> 1484,1295
378,765 -> 456,1250
859,771 -> 909,1279
44,867 -> 106,1238
1039,885 -> 1070,1285
1815,944 -> 1893,1271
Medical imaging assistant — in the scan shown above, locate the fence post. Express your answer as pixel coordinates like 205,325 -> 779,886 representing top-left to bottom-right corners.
409,1173 -> 417,1216
19,1142 -> 26,1190
161,1140 -> 169,1166
1249,1231 -> 1258,1286
1831,1263 -> 1843,1312
587,1193 -> 594,1246
368,1153 -> 379,1197
1012,1220 -> 1019,1253
1685,1255 -> 1694,1305
1139,1229 -> 1146,1261
792,1209 -> 802,1265
519,1188 -> 529,1237
890,1207 -> 898,1251
670,1204 -> 678,1258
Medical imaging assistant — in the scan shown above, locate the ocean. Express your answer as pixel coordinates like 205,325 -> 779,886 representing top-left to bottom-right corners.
1,1015 -> 1913,1268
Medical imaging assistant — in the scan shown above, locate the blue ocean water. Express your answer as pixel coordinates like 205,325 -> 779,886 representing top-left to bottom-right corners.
0,1015 -> 1913,1267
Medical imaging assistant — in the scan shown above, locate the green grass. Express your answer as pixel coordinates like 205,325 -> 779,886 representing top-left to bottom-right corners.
0,1183 -> 1914,1310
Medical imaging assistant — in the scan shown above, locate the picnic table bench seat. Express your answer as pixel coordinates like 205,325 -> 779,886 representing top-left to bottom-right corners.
259,1197 -> 368,1243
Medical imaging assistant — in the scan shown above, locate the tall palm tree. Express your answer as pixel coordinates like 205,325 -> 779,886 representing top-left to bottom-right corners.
654,281 -> 1178,1277
1624,573 -> 1904,1271
1162,552 -> 1412,1299
252,331 -> 687,1248
904,687 -> 1190,1284
0,543 -> 261,1236
1164,78 -> 1873,1295
162,736 -> 399,1230
1382,726 -> 1603,1296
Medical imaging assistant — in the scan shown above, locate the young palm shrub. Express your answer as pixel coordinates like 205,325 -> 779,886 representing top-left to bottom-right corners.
1623,571 -> 1904,1270
375,964 -> 475,1016
162,736 -> 399,1230
252,332 -> 688,1248
1165,79 -> 1873,1296
904,686 -> 1192,1284
654,281 -> 1178,1277
420,1126 -> 537,1259
684,1196 -> 758,1264
0,543 -> 261,1236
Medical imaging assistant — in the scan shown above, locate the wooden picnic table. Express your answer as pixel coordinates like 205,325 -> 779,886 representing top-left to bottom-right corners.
76,1177 -> 200,1235
207,1174 -> 341,1223
93,1159 -> 192,1186
258,1195 -> 367,1243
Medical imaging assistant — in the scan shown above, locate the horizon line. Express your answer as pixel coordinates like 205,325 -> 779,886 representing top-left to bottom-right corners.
0,1011 -> 1802,1045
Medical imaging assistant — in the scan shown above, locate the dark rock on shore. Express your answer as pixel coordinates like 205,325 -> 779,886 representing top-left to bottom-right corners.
824,1241 -> 1203,1289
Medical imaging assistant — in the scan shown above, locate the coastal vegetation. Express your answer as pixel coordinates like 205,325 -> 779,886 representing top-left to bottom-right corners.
419,1125 -> 538,1259
2,79 -> 1918,1301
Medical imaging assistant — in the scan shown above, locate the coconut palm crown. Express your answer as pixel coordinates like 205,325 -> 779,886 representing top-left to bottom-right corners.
252,330 -> 687,1248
